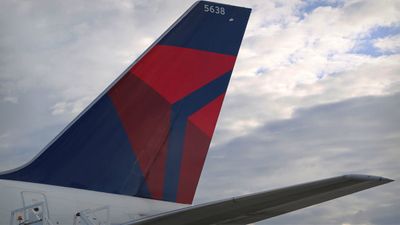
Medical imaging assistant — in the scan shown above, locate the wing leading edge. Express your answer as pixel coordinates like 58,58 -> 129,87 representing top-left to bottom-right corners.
125,174 -> 393,225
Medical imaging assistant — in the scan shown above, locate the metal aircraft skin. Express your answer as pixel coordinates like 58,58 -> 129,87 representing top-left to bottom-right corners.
0,1 -> 393,225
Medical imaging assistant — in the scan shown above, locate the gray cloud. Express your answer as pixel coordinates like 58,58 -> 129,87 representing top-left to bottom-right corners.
197,93 -> 400,224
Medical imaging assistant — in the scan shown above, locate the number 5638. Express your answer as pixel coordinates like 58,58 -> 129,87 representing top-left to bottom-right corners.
204,4 -> 226,15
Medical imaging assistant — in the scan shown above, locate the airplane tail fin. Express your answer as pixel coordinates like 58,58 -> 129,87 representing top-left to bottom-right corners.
0,1 -> 251,204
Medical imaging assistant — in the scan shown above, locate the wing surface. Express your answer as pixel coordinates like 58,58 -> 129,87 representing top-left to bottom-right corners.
126,174 -> 393,225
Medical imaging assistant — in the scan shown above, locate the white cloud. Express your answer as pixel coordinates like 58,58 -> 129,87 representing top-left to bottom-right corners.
50,102 -> 67,115
209,0 -> 400,148
50,96 -> 92,116
2,96 -> 18,104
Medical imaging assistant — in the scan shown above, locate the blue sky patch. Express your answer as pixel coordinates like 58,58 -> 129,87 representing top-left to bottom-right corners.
367,25 -> 400,39
351,39 -> 384,57
297,0 -> 344,20
350,25 -> 400,57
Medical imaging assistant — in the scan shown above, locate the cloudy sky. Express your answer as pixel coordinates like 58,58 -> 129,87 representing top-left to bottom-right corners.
0,0 -> 399,224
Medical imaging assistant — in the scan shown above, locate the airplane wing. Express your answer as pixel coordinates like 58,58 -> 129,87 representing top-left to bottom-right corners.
127,174 -> 392,225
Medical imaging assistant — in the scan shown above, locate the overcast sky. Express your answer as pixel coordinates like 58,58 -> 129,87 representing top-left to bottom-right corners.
0,0 -> 399,224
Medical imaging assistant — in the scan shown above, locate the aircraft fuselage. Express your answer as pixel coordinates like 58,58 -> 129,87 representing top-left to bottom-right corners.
0,179 -> 185,225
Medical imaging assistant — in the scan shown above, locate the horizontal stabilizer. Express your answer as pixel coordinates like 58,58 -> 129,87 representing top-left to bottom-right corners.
126,174 -> 393,225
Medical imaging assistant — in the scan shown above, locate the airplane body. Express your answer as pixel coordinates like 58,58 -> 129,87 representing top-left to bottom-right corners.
0,1 -> 392,225
0,175 -> 392,225
0,179 -> 185,224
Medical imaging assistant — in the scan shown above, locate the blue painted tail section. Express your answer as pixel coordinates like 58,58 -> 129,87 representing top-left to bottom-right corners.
0,1 -> 251,204
0,95 -> 151,196
160,1 -> 251,56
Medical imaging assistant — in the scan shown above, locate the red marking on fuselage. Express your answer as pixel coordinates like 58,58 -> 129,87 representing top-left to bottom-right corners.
188,94 -> 226,138
176,93 -> 226,203
132,45 -> 236,103
108,44 -> 234,201
108,73 -> 171,199
177,121 -> 211,204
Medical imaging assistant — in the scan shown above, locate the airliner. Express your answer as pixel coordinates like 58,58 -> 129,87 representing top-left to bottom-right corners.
0,1 -> 393,225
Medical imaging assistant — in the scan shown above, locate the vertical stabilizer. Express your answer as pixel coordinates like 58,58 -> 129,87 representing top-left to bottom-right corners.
0,1 -> 251,204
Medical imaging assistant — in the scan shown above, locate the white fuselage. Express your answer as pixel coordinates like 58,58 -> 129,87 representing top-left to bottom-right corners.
0,179 -> 186,225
